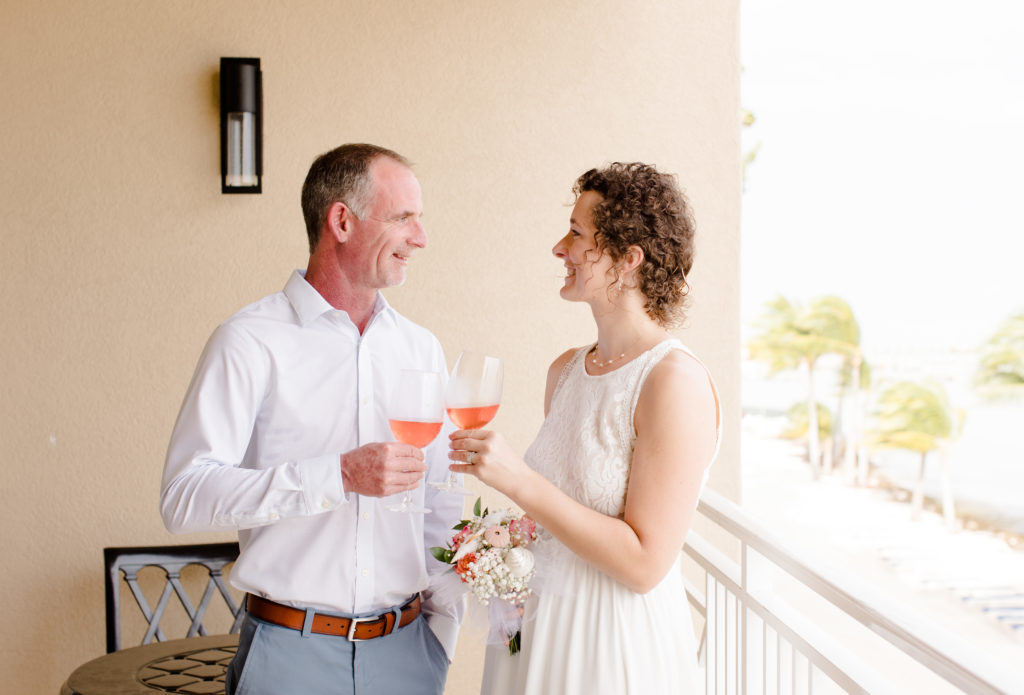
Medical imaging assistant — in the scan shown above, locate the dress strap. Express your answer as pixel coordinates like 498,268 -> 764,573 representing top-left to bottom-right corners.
628,339 -> 722,464
671,342 -> 722,460
627,340 -> 679,433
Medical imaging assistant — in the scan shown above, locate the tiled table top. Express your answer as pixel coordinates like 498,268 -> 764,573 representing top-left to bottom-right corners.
61,635 -> 238,695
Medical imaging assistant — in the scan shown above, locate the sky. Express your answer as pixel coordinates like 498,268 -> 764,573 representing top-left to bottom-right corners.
740,0 -> 1024,358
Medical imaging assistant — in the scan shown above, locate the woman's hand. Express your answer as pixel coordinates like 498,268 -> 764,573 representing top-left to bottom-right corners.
448,429 -> 533,498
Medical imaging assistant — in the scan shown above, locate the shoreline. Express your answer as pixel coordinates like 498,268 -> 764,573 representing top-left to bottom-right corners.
870,471 -> 1024,549
744,409 -> 1024,546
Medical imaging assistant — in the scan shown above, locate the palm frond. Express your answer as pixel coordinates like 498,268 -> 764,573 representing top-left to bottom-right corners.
975,312 -> 1024,402
868,380 -> 953,454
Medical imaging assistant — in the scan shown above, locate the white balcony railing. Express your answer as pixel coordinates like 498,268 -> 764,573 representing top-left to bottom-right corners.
683,489 -> 1021,695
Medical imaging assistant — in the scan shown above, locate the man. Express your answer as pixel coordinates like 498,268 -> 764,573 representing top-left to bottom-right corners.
160,144 -> 463,694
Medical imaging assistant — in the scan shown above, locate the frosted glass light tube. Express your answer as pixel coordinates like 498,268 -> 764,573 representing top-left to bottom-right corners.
226,111 -> 257,187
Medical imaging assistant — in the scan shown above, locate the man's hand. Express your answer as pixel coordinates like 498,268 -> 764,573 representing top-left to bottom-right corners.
340,442 -> 427,497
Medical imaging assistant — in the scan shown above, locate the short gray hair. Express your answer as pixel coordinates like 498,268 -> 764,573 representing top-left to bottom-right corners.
300,143 -> 411,253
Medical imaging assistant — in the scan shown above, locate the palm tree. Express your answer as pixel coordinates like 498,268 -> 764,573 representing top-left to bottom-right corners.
748,295 -> 860,477
869,380 -> 958,528
975,311 -> 1024,401
836,355 -> 872,479
846,359 -> 873,486
781,402 -> 833,468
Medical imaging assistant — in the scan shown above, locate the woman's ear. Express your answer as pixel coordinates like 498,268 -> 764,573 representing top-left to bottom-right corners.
622,244 -> 645,274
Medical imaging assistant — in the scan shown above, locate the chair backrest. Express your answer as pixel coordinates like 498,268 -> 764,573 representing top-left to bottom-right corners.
104,542 -> 243,653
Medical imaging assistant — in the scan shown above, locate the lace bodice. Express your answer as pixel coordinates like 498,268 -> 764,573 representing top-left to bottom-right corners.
523,339 -> 719,517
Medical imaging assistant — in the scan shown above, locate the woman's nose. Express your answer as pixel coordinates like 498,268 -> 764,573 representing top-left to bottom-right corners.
552,234 -> 570,258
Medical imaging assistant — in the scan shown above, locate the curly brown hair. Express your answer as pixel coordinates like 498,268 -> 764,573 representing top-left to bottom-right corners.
573,162 -> 696,327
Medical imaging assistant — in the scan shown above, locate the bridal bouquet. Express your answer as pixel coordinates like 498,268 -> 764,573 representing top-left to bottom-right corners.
431,498 -> 537,653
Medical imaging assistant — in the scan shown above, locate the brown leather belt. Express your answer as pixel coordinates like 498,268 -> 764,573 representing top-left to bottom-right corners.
246,593 -> 421,641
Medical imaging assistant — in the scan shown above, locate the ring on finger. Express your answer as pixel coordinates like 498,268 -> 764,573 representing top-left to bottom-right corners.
467,451 -> 475,465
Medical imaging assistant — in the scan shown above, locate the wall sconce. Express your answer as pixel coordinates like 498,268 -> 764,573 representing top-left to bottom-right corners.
220,57 -> 262,194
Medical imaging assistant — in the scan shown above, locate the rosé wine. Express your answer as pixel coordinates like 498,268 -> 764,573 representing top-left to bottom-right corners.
447,404 -> 499,429
389,419 -> 443,448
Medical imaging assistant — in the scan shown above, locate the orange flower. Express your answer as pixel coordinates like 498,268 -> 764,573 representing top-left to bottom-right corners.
454,552 -> 478,582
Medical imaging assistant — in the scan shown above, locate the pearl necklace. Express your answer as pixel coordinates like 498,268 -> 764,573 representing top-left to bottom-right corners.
590,347 -> 626,368
589,337 -> 643,368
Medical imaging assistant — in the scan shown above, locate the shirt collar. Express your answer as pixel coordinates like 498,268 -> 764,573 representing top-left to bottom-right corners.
284,270 -> 397,329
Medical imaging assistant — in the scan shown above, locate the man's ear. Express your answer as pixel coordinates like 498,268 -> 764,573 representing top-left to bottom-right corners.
326,201 -> 355,244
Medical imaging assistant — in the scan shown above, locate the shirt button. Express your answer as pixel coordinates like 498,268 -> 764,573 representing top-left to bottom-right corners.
361,570 -> 369,577
321,500 -> 331,510
362,512 -> 370,520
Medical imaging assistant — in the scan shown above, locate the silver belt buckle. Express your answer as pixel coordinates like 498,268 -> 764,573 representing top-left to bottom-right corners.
347,614 -> 376,642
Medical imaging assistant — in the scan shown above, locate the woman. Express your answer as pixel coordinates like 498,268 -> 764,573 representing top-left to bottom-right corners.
448,162 -> 721,693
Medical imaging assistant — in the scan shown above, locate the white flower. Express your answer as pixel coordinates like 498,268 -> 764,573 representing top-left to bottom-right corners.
452,533 -> 482,562
504,547 -> 535,578
480,509 -> 511,527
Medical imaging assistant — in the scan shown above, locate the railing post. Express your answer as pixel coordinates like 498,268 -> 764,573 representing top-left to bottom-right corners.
706,571 -> 716,694
744,543 -> 775,694
741,542 -> 747,695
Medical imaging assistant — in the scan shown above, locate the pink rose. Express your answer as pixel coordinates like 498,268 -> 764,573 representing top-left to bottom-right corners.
484,525 -> 511,548
509,517 -> 537,546
451,526 -> 472,550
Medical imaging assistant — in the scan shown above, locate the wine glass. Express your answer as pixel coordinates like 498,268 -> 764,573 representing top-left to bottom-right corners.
431,351 -> 503,495
387,369 -> 444,513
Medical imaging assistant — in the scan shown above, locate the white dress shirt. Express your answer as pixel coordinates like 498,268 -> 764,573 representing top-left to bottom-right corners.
160,270 -> 464,658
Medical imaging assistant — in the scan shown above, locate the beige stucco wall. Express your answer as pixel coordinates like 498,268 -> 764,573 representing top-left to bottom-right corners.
0,1 -> 740,692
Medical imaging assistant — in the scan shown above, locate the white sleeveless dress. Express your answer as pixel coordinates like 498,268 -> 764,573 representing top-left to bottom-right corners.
480,339 -> 720,694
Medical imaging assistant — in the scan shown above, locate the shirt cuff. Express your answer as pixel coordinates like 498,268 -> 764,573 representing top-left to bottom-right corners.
424,613 -> 460,663
298,454 -> 346,513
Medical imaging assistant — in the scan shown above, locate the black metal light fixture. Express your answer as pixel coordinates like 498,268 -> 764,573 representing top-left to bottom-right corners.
219,57 -> 262,194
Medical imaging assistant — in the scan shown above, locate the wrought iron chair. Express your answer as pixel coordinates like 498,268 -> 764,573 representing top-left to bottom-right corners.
104,542 -> 244,653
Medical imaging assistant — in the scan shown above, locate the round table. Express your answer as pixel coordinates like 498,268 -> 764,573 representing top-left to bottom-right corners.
61,634 -> 238,695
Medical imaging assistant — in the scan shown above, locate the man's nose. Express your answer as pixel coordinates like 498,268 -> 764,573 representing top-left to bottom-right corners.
410,220 -> 427,248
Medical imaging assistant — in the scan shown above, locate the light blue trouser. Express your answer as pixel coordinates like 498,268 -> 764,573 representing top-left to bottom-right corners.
225,604 -> 449,695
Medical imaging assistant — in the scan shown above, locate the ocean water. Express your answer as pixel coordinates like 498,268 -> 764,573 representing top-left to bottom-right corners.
871,405 -> 1024,535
